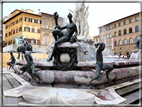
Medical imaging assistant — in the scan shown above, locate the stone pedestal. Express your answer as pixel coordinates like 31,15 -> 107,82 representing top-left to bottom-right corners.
51,42 -> 79,71
130,49 -> 141,60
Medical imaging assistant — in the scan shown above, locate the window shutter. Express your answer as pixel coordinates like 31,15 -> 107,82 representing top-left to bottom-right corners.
35,19 -> 37,23
29,18 -> 30,22
28,27 -> 30,32
25,17 -> 26,21
40,20 -> 41,24
31,18 -> 32,22
34,39 -> 36,44
24,27 -> 26,31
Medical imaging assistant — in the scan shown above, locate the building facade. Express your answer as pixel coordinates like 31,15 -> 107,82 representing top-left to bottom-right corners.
40,12 -> 64,45
3,9 -> 41,46
92,35 -> 99,44
99,12 -> 141,56
3,9 -> 64,48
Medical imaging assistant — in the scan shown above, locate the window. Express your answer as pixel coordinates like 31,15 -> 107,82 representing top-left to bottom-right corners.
135,17 -> 138,21
109,25 -> 111,30
31,40 -> 34,44
124,21 -> 126,25
124,29 -> 127,35
9,32 -> 11,36
109,42 -> 111,46
45,20 -> 48,28
24,27 -> 30,32
129,19 -> 131,23
119,40 -> 122,45
114,41 -> 117,46
5,42 -> 7,46
96,39 -> 98,42
16,20 -> 18,24
109,33 -> 111,38
32,28 -> 35,32
129,28 -> 132,33
37,20 -> 40,24
9,41 -> 10,45
13,30 -> 15,34
16,29 -> 18,33
114,32 -> 116,36
135,26 -> 139,32
100,28 -> 102,32
37,29 -> 40,33
119,22 -> 121,26
52,22 -> 55,29
25,17 -> 30,22
130,38 -> 133,44
19,17 -> 22,22
0,30 -> 2,34
19,27 -> 22,32
101,36 -> 103,40
119,30 -> 121,36
114,24 -> 116,28
106,34 -> 109,38
37,40 -> 40,45
106,27 -> 108,31
31,19 -> 35,23
124,39 -> 127,44
106,43 -> 108,47
5,33 -> 7,37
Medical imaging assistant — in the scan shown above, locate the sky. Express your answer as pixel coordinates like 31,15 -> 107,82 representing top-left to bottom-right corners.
2,2 -> 141,36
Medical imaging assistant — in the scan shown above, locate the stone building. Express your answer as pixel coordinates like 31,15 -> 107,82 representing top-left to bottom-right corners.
98,12 -> 142,56
3,9 -> 64,48
40,12 -> 64,45
92,35 -> 99,44
3,9 -> 41,47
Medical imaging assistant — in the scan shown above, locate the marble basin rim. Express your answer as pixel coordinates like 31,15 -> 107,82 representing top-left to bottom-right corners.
22,87 -> 95,104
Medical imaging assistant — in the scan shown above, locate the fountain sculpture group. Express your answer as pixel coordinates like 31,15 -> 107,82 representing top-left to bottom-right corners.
6,3 -> 141,105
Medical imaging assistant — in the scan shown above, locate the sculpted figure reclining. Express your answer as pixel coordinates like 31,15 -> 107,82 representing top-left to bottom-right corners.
87,42 -> 114,86
47,12 -> 78,62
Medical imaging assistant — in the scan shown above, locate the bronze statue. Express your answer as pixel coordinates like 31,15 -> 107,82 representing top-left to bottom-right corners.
47,12 -> 78,62
18,46 -> 42,84
17,40 -> 32,60
135,34 -> 142,49
7,52 -> 16,69
87,42 -> 113,86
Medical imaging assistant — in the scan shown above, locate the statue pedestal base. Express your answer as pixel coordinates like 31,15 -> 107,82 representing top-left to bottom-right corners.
130,49 -> 141,60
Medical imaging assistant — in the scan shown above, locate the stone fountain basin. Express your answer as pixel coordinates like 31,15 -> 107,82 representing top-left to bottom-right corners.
22,87 -> 95,105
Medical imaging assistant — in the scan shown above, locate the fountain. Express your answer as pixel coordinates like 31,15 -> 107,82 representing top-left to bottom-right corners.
3,2 -> 141,106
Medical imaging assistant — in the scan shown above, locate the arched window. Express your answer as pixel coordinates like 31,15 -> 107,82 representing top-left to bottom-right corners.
109,33 -> 111,38
119,40 -> 122,45
130,38 -> 133,44
109,42 -> 111,46
135,26 -> 139,32
106,43 -> 108,47
129,28 -> 132,33
106,34 -> 109,38
115,41 -> 117,46
101,36 -> 103,40
124,29 -> 127,35
114,32 -> 116,36
119,30 -> 121,36
124,39 -> 127,44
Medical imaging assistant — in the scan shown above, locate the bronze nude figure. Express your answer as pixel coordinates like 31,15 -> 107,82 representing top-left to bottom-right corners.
7,52 -> 16,69
87,42 -> 113,86
18,46 -> 42,84
47,12 -> 78,62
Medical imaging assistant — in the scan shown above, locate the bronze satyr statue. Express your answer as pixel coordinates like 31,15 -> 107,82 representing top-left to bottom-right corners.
7,52 -> 16,69
17,40 -> 32,60
135,34 -> 142,49
18,46 -> 42,84
47,12 -> 78,62
87,42 -> 113,86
